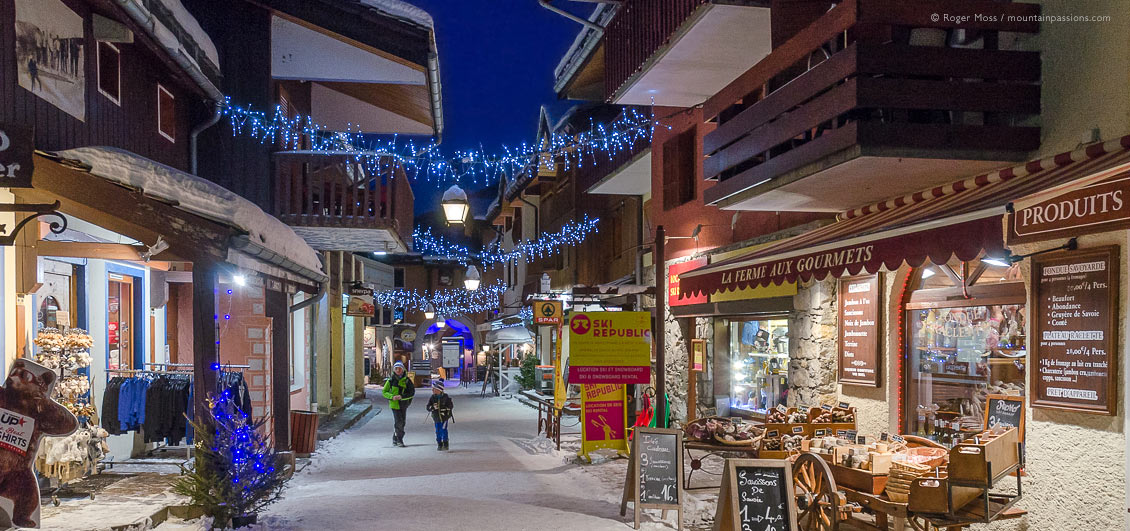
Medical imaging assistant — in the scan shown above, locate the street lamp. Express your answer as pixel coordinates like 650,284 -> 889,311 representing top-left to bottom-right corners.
441,184 -> 469,225
424,303 -> 435,320
464,265 -> 481,290
436,315 -> 446,328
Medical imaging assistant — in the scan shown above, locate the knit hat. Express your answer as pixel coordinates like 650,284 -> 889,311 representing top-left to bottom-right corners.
431,379 -> 444,391
393,361 -> 405,371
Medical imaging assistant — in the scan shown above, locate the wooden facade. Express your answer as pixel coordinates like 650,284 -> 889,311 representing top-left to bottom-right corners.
0,0 -> 207,171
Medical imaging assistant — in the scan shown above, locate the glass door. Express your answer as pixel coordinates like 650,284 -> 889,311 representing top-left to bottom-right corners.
108,274 -> 134,370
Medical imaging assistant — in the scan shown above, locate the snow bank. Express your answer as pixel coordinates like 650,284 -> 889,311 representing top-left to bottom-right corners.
359,0 -> 434,29
58,147 -> 324,276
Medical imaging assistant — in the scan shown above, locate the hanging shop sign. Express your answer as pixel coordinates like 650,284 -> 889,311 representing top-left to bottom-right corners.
837,275 -> 881,387
714,459 -> 798,531
1031,245 -> 1119,415
1007,167 -> 1130,245
579,383 -> 628,460
669,258 -> 708,306
568,311 -> 651,384
0,123 -> 33,188
619,427 -> 683,529
0,359 -> 78,528
345,286 -> 375,317
532,300 -> 563,325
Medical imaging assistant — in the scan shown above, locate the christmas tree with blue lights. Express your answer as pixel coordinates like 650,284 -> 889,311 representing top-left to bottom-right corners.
174,368 -> 288,527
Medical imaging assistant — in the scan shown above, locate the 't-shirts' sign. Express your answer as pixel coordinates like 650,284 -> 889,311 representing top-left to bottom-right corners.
0,123 -> 34,188
568,312 -> 651,384
837,275 -> 880,386
1008,170 -> 1130,245
0,407 -> 34,455
1032,246 -> 1119,415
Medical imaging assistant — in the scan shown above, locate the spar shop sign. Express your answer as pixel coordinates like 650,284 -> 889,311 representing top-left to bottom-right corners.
568,311 -> 652,384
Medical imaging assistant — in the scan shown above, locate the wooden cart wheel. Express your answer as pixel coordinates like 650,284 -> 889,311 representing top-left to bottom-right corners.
792,453 -> 843,531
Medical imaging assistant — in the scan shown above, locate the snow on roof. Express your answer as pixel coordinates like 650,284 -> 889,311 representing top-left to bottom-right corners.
57,147 -> 324,277
157,0 -> 220,68
359,0 -> 434,29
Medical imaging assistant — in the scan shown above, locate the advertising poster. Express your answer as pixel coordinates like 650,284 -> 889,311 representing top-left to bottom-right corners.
15,0 -> 86,121
580,383 -> 627,459
568,312 -> 651,384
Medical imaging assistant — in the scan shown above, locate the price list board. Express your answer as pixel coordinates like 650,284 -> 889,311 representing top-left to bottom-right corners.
1032,246 -> 1119,415
837,275 -> 881,386
621,428 -> 684,530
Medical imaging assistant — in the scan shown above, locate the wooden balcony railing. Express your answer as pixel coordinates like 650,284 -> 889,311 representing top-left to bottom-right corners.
272,153 -> 414,242
604,0 -> 709,101
701,0 -> 1042,203
572,131 -> 650,193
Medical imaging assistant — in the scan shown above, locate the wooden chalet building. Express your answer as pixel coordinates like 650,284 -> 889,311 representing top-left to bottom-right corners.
0,0 -> 327,475
183,0 -> 442,415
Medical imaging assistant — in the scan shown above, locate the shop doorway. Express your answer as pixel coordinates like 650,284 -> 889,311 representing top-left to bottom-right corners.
107,271 -> 142,370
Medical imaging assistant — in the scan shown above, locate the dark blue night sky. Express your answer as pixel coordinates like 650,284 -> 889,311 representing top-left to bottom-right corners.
407,0 -> 590,216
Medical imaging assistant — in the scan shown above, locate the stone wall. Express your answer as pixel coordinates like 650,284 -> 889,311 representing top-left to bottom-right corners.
788,279 -> 838,408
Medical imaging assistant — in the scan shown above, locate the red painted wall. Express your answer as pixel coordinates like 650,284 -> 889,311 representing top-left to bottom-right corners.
648,106 -> 830,261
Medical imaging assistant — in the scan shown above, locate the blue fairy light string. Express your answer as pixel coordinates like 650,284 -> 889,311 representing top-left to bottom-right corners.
222,97 -> 657,188
373,280 -> 509,317
412,216 -> 600,267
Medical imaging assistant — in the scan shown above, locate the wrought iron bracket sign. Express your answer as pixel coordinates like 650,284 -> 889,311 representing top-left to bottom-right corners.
0,201 -> 67,246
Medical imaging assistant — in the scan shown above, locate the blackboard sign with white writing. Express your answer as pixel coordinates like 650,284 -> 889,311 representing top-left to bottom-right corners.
714,459 -> 797,531
638,431 -> 680,505
984,394 -> 1025,441
622,427 -> 684,529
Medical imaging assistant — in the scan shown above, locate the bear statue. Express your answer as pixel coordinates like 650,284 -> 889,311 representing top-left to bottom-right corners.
0,359 -> 78,528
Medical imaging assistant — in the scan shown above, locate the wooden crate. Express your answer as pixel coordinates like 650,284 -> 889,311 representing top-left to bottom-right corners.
829,463 -> 888,495
907,476 -> 983,514
948,428 -> 1020,487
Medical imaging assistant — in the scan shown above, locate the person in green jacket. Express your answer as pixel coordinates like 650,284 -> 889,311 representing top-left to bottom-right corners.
383,361 -> 415,447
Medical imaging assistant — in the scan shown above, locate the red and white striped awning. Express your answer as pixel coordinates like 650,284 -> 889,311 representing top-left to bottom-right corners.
680,135 -> 1130,298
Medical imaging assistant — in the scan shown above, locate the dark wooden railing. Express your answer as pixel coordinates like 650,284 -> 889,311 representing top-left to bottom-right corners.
701,0 -> 1042,204
272,153 -> 413,242
572,133 -> 650,193
604,0 -> 708,101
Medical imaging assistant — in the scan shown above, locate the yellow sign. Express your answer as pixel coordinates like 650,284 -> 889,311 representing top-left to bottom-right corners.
579,383 -> 628,461
553,325 -> 565,411
533,300 -> 563,325
568,311 -> 651,384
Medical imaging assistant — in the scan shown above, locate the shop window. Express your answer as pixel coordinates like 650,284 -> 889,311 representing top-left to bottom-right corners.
290,292 -> 306,390
662,130 -> 696,210
157,84 -> 176,142
97,41 -> 120,105
728,317 -> 789,415
904,257 -> 1026,446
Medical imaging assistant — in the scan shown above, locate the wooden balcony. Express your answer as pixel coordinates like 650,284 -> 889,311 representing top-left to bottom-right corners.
603,0 -> 771,105
702,0 -> 1042,211
272,152 -> 414,251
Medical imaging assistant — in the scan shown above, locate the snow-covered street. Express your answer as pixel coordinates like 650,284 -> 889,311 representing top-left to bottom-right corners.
245,383 -> 711,531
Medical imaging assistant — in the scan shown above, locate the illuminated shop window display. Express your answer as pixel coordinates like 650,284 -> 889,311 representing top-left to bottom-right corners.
729,318 -> 789,415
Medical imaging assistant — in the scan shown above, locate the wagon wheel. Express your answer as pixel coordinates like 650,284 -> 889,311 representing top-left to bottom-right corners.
792,453 -> 844,531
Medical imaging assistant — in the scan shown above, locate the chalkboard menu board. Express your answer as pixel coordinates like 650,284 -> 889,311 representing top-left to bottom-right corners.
714,459 -> 797,531
984,394 -> 1025,441
1032,246 -> 1119,415
638,432 -> 680,504
621,427 -> 683,529
838,275 -> 881,386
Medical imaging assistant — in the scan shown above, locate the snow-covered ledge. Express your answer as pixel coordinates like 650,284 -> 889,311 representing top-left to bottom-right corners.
56,147 -> 325,283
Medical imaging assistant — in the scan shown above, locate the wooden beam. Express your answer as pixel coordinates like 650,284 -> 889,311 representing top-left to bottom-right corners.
266,289 -> 292,450
37,240 -> 144,261
27,156 -> 232,263
192,263 -> 219,423
316,81 -> 433,129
